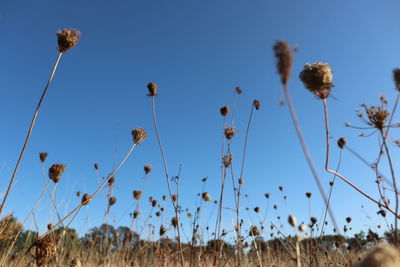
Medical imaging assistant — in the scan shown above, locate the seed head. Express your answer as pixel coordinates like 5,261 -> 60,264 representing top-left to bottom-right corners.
222,154 -> 233,168
48,164 -> 67,183
133,190 -> 142,200
264,193 -> 270,199
81,194 -> 91,205
171,217 -> 178,228
288,215 -> 297,227
377,209 -> 386,217
159,225 -> 166,236
273,205 -> 277,210
151,199 -> 157,207
220,106 -> 229,117
254,207 -> 260,213
76,191 -> 80,197
337,137 -> 346,149
279,186 -> 283,191
39,152 -> 48,163
298,224 -> 307,232
361,104 -> 389,130
310,217 -> 317,227
57,28 -> 81,53
238,178 -> 244,185
393,68 -> 400,91
299,62 -> 333,99
273,41 -> 292,85
235,87 -> 243,95
34,235 -> 56,267
306,192 -> 312,198
155,211 -> 161,217
131,127 -> 147,145
109,197 -> 116,206
249,225 -> 260,236
94,163 -> 99,170
202,192 -> 212,201
172,194 -> 177,202
253,100 -> 261,110
224,127 -> 235,140
147,82 -> 158,96
144,164 -> 152,174
133,210 -> 139,219
346,217 -> 352,223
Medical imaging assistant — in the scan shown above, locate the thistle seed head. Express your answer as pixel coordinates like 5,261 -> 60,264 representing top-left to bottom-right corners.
220,105 -> 229,117
393,68 -> 400,91
48,164 -> 67,183
249,225 -> 260,236
299,62 -> 333,99
337,137 -> 346,149
133,190 -> 142,200
147,82 -> 158,96
288,215 -> 297,227
273,41 -> 292,85
109,197 -> 116,206
39,152 -> 48,163
76,191 -> 81,197
131,127 -> 147,144
57,28 -> 81,53
144,164 -> 152,174
171,216 -> 178,228
202,192 -> 212,201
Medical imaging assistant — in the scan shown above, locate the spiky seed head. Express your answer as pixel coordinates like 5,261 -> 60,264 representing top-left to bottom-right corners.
94,163 -> 99,170
220,105 -> 229,117
279,186 -> 283,191
306,192 -> 312,198
337,137 -> 346,149
108,176 -> 115,186
34,235 -> 57,267
298,224 -> 307,232
273,41 -> 292,85
147,82 -> 158,96
238,178 -> 244,185
151,199 -> 157,207
133,210 -> 139,219
159,225 -> 166,236
76,191 -> 80,197
299,62 -> 333,99
131,127 -> 147,144
144,164 -> 152,174
288,215 -> 297,227
133,190 -> 142,200
81,194 -> 91,205
235,87 -> 243,95
224,127 -> 235,140
39,152 -> 48,163
172,194 -> 177,202
254,207 -> 260,213
48,164 -> 67,183
222,154 -> 233,168
249,225 -> 260,236
109,197 -> 117,206
264,193 -> 270,199
202,192 -> 212,201
171,217 -> 178,228
57,28 -> 81,53
253,100 -> 261,110
362,104 -> 389,130
393,68 -> 400,91
346,217 -> 352,223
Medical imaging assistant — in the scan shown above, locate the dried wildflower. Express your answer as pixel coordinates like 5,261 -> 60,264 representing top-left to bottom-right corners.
151,199 -> 157,207
224,127 -> 235,140
76,191 -> 80,197
249,225 -> 260,236
144,164 -> 152,174
220,105 -> 229,117
288,215 -> 297,227
109,197 -> 116,206
147,82 -> 158,96
298,224 -> 307,232
131,127 -> 147,144
0,215 -> 22,241
171,217 -> 178,228
202,192 -> 212,201
235,87 -> 243,95
238,178 -> 244,185
39,152 -> 48,163
329,181 -> 334,186
306,192 -> 312,198
253,100 -> 261,110
94,163 -> 99,170
81,194 -> 91,205
172,194 -> 177,202
222,154 -> 233,168
264,193 -> 270,199
34,234 -> 56,267
310,217 -> 317,227
47,223 -> 52,230
133,190 -> 142,200
273,41 -> 292,85
155,211 -> 161,217
159,225 -> 166,236
377,209 -> 386,217
108,176 -> 115,186
57,28 -> 80,53
279,186 -> 283,191
254,207 -> 260,213
299,62 -> 333,99
361,104 -> 389,130
337,137 -> 346,149
346,217 -> 352,223
162,195 -> 166,201
48,164 -> 67,183
273,205 -> 277,210
133,210 -> 139,219
394,68 -> 400,91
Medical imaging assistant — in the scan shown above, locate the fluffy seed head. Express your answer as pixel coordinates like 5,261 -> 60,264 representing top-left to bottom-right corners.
57,28 -> 81,53
144,164 -> 152,174
224,127 -> 235,140
337,137 -> 346,149
147,82 -> 158,96
39,152 -> 48,163
273,41 -> 292,85
81,194 -> 91,205
133,190 -> 142,200
109,197 -> 116,206
48,164 -> 67,183
202,192 -> 212,201
393,68 -> 400,91
288,215 -> 297,227
299,62 -> 333,99
131,127 -> 147,144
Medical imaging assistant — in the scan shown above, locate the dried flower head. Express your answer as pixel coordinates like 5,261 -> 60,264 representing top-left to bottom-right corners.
133,190 -> 142,200
151,199 -> 157,207
159,225 -> 166,236
172,194 -> 177,202
253,100 -> 261,110
288,215 -> 297,227
147,82 -> 158,96
48,164 -> 67,183
133,210 -> 139,219
298,224 -> 307,232
162,195 -> 166,201
39,152 -> 48,163
337,137 -> 346,149
235,87 -> 243,95
377,209 -> 386,217
34,235 -> 57,267
131,127 -> 147,144
346,217 -> 352,223
299,62 -> 333,99
47,223 -> 53,230
155,211 -> 161,217
202,192 -> 212,201
220,105 -> 229,117
108,176 -> 115,186
57,28 -> 81,53
94,163 -> 99,170
76,191 -> 80,197
264,193 -> 270,199
393,68 -> 400,91
310,217 -> 318,227
171,217 -> 178,228
273,41 -> 292,85
273,205 -> 277,210
224,127 -> 235,140
254,207 -> 260,213
306,192 -> 312,198
222,154 -> 233,168
279,186 -> 283,191
249,225 -> 260,236
144,164 -> 152,174
109,197 -> 116,206
81,194 -> 91,205
361,104 -> 389,130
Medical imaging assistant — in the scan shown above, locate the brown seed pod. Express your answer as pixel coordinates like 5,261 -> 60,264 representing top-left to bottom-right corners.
202,192 -> 212,202
47,223 -> 53,230
346,217 -> 352,223
48,164 -> 67,183
254,207 -> 260,213
94,163 -> 99,170
133,210 -> 139,219
264,193 -> 270,199
249,225 -> 260,236
34,234 -> 57,267
298,224 -> 307,232
279,186 -> 283,191
273,41 -> 292,85
238,178 -> 244,185
159,225 -> 166,236
299,62 -> 334,99
235,87 -> 243,95
162,195 -> 166,201
147,82 -> 158,96
337,137 -> 346,149
155,211 -> 161,217
253,100 -> 261,110
39,152 -> 48,163
224,127 -> 235,140
288,215 -> 297,227
133,190 -> 142,200
220,105 -> 229,117
76,191 -> 81,197
362,104 -> 389,130
131,127 -> 147,144
144,164 -> 152,174
109,197 -> 117,206
57,28 -> 81,53
151,199 -> 157,207
306,192 -> 312,198
81,194 -> 91,205
171,217 -> 178,228
172,194 -> 177,202
108,176 -> 115,186
222,154 -> 233,168
273,205 -> 277,210
393,68 -> 400,91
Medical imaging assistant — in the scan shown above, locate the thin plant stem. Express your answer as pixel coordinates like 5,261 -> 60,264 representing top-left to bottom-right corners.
0,52 -> 63,216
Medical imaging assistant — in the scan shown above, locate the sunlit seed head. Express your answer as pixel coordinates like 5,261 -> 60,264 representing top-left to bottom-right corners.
273,41 -> 292,85
57,28 -> 81,53
48,164 -> 67,184
299,62 -> 333,99
131,127 -> 147,145
147,82 -> 158,96
288,215 -> 297,227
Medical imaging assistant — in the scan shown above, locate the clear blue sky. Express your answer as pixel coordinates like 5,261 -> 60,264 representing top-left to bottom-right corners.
1,0 -> 400,241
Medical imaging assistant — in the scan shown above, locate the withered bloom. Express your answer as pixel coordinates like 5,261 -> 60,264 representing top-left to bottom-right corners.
253,100 -> 261,110
249,225 -> 260,236
171,217 -> 178,228
133,190 -> 142,200
49,164 -> 67,183
337,137 -> 346,149
147,82 -> 158,96
299,62 -> 334,99
109,197 -> 116,206
132,127 -> 147,144
224,127 -> 235,140
273,41 -> 292,85
81,194 -> 91,205
220,106 -> 229,117
57,28 -> 81,53
144,164 -> 152,174
39,152 -> 48,163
